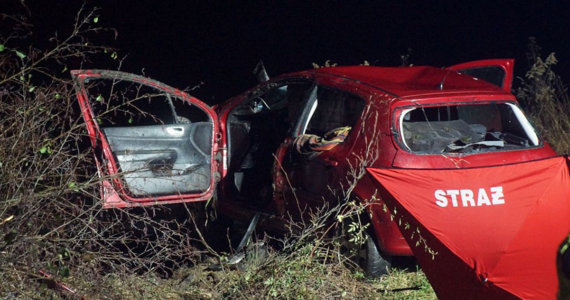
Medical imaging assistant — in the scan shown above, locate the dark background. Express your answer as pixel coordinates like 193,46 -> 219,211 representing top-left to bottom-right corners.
4,1 -> 570,105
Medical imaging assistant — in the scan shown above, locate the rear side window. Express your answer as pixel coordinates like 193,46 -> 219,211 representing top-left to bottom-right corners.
305,87 -> 365,136
458,66 -> 506,88
399,103 -> 539,154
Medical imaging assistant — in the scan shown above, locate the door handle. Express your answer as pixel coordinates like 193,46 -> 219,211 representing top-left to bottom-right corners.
166,126 -> 184,136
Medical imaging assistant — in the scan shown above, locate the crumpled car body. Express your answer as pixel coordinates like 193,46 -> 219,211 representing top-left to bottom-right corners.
72,59 -> 557,262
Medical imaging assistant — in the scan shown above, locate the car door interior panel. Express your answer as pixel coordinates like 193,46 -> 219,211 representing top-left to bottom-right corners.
102,122 -> 212,196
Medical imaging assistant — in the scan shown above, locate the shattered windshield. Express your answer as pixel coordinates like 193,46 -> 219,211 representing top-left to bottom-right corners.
399,102 -> 540,154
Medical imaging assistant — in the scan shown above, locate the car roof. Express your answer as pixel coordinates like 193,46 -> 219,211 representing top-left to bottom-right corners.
297,65 -> 510,99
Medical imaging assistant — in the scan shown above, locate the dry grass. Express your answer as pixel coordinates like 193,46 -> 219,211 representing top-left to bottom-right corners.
51,246 -> 434,300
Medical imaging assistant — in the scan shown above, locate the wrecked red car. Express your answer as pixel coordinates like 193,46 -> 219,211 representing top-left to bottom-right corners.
72,59 -> 556,276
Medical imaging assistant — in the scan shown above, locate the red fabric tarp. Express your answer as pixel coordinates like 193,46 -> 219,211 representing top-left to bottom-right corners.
367,156 -> 570,299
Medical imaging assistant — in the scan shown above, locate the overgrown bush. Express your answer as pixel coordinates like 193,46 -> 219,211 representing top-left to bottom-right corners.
517,37 -> 570,154
0,4 -> 205,299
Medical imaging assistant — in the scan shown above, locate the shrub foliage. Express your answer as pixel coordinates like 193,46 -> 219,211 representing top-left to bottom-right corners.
517,37 -> 570,154
0,4 -> 205,299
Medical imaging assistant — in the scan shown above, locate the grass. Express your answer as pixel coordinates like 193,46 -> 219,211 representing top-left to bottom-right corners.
52,247 -> 436,300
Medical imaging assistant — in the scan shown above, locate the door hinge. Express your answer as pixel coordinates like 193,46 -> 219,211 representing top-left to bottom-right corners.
213,171 -> 221,183
214,152 -> 222,162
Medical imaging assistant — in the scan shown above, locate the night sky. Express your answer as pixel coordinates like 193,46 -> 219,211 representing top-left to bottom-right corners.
5,1 -> 570,105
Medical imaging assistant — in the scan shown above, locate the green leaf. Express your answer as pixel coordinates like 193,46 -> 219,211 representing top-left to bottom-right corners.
28,86 -> 35,92
128,116 -> 133,124
96,94 -> 102,102
55,94 -> 61,99
59,266 -> 70,278
93,16 -> 99,23
0,44 -> 4,52
15,50 -> 26,59
68,182 -> 79,192
39,146 -> 47,154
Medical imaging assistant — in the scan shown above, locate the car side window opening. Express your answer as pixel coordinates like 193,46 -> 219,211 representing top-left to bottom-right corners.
86,78 -> 213,197
227,81 -> 314,201
294,87 -> 365,155
458,66 -> 506,88
89,79 -> 210,127
400,103 -> 539,154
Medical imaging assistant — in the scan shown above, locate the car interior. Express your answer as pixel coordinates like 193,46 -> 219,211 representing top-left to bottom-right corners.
226,82 -> 312,204
226,82 -> 366,205
401,103 -> 539,154
87,79 -> 214,197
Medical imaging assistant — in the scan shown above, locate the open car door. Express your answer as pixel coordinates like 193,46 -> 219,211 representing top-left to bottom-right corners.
448,59 -> 514,93
72,70 -> 219,208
